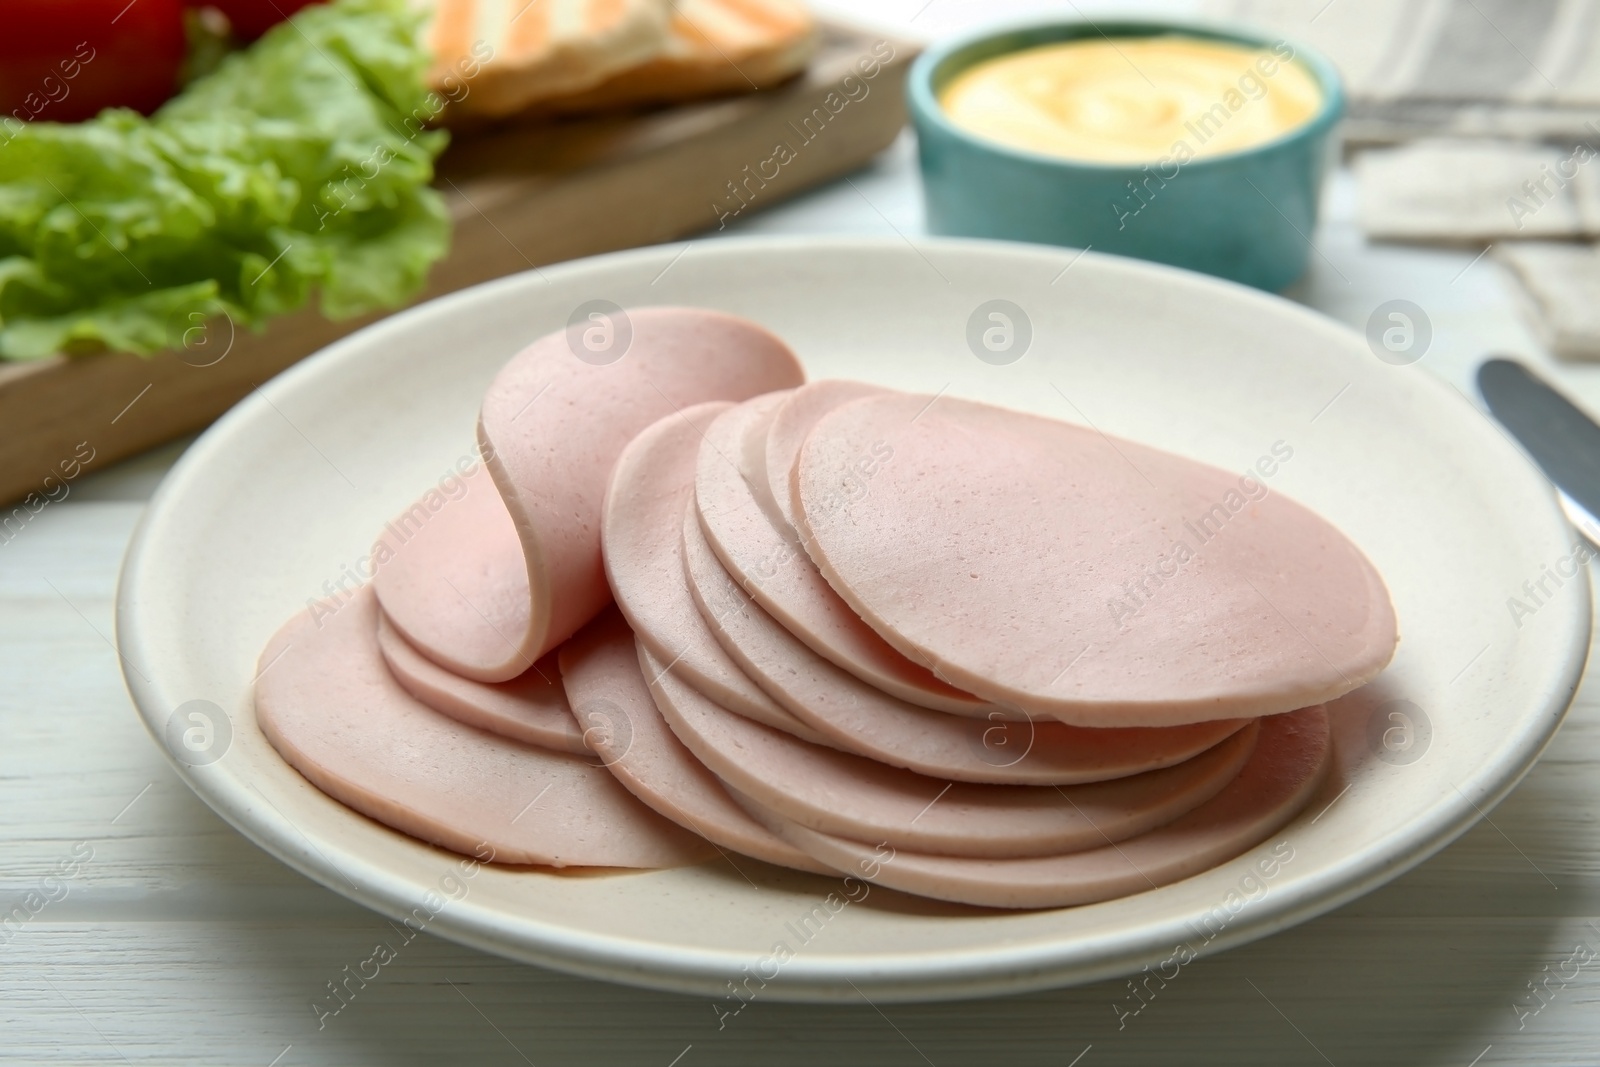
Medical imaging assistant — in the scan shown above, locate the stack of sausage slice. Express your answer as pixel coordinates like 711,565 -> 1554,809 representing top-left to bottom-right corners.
255,308 -> 1398,909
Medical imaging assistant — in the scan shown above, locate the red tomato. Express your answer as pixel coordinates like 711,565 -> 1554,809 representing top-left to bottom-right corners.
201,0 -> 324,39
0,0 -> 188,123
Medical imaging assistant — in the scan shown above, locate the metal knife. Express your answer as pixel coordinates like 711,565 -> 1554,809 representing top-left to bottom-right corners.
1478,357 -> 1600,547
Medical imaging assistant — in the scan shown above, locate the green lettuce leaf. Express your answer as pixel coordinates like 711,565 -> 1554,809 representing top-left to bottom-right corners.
0,0 -> 450,360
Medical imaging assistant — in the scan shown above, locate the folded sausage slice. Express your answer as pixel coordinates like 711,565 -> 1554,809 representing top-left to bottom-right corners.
644,647 -> 1260,859
683,506 -> 1249,784
254,586 -> 711,868
559,608 -> 831,874
795,394 -> 1399,726
376,307 -> 805,682
370,462 -> 531,681
602,399 -> 828,745
735,705 -> 1330,908
696,394 -> 997,717
375,609 -> 591,756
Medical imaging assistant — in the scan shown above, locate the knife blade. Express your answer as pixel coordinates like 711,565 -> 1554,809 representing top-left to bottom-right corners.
1478,357 -> 1600,547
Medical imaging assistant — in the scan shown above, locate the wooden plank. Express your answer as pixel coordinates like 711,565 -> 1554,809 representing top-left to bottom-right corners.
0,22 -> 917,509
5,915 -> 1599,1065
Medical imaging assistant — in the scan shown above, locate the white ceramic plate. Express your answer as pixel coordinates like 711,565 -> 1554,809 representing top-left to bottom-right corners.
117,237 -> 1589,1002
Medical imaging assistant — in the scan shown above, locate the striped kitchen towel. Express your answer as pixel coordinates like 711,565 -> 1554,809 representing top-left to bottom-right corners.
1357,136 -> 1600,241
1497,243 -> 1600,360
1203,0 -> 1600,145
1209,0 -> 1600,360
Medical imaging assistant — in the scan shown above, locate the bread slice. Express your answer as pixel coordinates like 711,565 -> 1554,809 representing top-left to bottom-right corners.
421,0 -> 674,119
540,0 -> 817,115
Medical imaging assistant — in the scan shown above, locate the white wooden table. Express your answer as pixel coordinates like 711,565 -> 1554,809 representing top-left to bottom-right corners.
5,4 -> 1600,1064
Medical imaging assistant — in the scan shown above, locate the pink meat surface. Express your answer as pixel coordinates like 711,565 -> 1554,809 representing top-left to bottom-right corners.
764,379 -> 886,532
643,646 -> 1261,859
253,586 -> 711,868
794,394 -> 1399,726
559,608 -> 832,874
696,394 -> 996,717
683,501 -> 1249,784
600,399 -> 829,744
735,705 -> 1330,909
375,308 -> 805,682
375,609 -> 591,755
370,462 -> 529,683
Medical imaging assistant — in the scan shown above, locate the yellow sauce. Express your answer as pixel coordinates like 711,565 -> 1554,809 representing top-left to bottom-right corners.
939,37 -> 1322,164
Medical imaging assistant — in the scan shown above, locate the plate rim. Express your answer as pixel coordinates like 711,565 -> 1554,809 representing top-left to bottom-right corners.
115,233 -> 1592,1002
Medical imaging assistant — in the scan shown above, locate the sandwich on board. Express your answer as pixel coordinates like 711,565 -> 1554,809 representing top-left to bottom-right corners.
417,0 -> 818,120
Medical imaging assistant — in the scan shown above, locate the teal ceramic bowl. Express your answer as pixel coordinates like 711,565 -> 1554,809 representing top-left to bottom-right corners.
909,19 -> 1345,291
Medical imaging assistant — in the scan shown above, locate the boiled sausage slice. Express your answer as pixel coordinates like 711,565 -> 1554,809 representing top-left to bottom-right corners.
254,586 -> 712,868
736,705 -> 1330,908
762,379 -> 884,532
370,462 -> 531,681
559,608 -> 832,874
376,307 -> 805,682
644,648 -> 1261,859
795,394 -> 1398,726
695,394 -> 996,717
602,399 -> 828,744
375,608 -> 591,755
683,501 -> 1249,784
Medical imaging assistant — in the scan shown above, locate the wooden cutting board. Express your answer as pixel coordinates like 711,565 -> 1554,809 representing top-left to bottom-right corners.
0,22 -> 916,509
